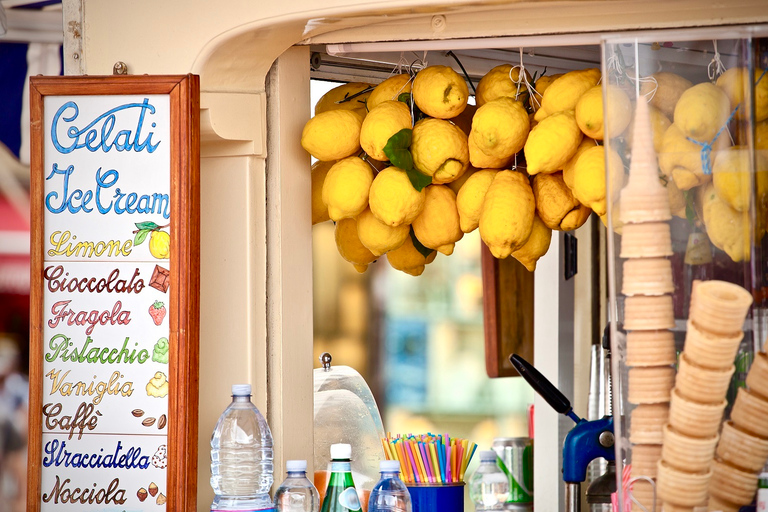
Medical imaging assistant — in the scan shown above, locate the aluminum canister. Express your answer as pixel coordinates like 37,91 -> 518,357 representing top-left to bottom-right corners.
492,437 -> 533,510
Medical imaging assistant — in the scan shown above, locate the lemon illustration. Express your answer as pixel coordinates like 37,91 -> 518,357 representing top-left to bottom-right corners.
479,170 -> 535,259
411,118 -> 469,184
356,208 -> 410,257
571,146 -> 624,216
315,82 -> 372,117
470,97 -> 530,163
386,236 -> 437,276
713,146 -> 768,213
411,185 -> 464,255
534,68 -> 601,121
335,217 -> 377,273
301,110 -> 363,161
311,160 -> 334,225
322,156 -> 374,221
367,74 -> 413,111
532,172 -> 591,231
674,82 -> 731,143
640,72 -> 693,118
368,167 -> 426,226
456,169 -> 498,233
475,64 -> 532,106
511,215 -> 552,272
413,65 -> 469,119
524,110 -> 583,175
360,100 -> 412,161
149,231 -> 170,259
575,85 -> 632,140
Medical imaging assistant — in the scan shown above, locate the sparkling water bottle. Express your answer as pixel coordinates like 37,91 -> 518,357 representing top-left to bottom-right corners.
321,444 -> 361,512
211,384 -> 274,511
275,460 -> 320,512
469,450 -> 510,511
367,460 -> 412,512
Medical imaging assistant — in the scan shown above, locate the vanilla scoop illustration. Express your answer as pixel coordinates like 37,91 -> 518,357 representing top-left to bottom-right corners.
146,372 -> 169,398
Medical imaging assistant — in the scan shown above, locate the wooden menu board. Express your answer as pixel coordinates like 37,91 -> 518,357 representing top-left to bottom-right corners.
28,75 -> 200,512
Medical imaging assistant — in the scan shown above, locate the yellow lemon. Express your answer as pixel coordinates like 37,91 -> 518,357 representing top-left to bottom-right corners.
713,146 -> 768,212
534,68 -> 601,121
479,170 -> 535,258
674,82 -> 731,143
529,73 -> 564,112
563,137 -> 599,190
470,97 -> 530,163
322,156 -> 374,221
697,183 -> 751,262
524,110 -> 583,175
456,169 -> 498,233
360,100 -> 412,161
450,104 -> 477,137
626,104 -> 671,154
447,165 -> 479,195
640,72 -> 693,118
335,217 -> 377,273
311,160 -> 334,224
658,123 -> 729,190
475,64 -> 532,106
511,215 -> 552,271
315,82 -> 373,116
149,231 -> 170,259
412,185 -> 464,255
386,235 -> 437,276
469,136 -> 514,170
666,177 -> 687,219
575,85 -> 632,140
367,74 -> 413,111
356,207 -> 410,257
411,117 -> 469,184
571,146 -> 625,216
368,167 -> 426,226
413,65 -> 469,119
301,110 -> 363,161
532,172 -> 592,231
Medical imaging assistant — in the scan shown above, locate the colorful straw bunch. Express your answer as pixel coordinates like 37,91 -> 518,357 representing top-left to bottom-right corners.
381,433 -> 477,485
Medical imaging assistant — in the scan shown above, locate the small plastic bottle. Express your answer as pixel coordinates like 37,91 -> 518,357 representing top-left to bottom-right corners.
275,460 -> 320,512
367,460 -> 412,512
468,450 -> 510,511
321,443 -> 361,512
210,384 -> 274,511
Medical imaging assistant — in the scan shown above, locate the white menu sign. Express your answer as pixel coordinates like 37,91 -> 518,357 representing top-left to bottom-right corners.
39,94 -> 172,510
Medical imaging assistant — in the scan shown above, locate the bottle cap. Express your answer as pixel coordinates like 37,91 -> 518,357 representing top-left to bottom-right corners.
330,443 -> 352,460
286,460 -> 307,472
380,460 -> 400,472
231,384 -> 252,396
479,450 -> 498,462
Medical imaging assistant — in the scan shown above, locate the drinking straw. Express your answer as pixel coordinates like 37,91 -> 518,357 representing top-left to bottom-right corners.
446,441 -> 452,483
381,438 -> 394,461
407,440 -> 426,484
418,442 -> 434,483
428,441 -> 442,483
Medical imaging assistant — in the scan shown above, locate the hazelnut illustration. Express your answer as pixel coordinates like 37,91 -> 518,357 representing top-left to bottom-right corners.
137,488 -> 148,502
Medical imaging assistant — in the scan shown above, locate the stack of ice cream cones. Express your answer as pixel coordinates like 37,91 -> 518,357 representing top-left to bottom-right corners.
709,349 -> 768,511
656,280 -> 752,512
620,99 -> 675,512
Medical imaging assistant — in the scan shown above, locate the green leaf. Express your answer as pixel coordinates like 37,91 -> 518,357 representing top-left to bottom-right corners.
134,229 -> 151,246
406,168 -> 432,191
397,92 -> 412,103
410,229 -> 435,259
135,221 -> 159,230
684,191 -> 696,225
383,129 -> 414,170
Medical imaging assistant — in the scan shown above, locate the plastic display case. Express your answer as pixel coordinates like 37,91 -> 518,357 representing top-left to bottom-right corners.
603,27 -> 768,512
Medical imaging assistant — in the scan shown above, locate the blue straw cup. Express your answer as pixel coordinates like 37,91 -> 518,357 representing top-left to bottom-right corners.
406,483 -> 465,512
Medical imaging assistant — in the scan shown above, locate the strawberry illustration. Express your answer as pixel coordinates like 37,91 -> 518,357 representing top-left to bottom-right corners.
149,301 -> 166,326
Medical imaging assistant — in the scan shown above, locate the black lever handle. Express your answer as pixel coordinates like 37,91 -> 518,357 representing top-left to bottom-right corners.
510,354 -> 581,423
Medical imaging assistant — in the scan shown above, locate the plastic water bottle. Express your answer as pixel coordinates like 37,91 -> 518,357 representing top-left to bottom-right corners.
469,450 -> 510,511
275,460 -> 320,512
321,443 -> 361,512
211,384 -> 274,511
367,460 -> 412,512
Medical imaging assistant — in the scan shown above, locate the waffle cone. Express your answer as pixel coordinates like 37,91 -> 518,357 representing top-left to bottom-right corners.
707,495 -> 741,512
708,458 -> 759,506
683,320 -> 744,370
631,443 -> 663,477
746,351 -> 768,400
631,404 -> 670,445
689,280 -> 753,337
629,366 -> 675,404
656,459 -> 712,507
620,222 -> 673,258
668,388 -> 726,438
631,478 -> 661,512
715,421 -> 768,472
622,258 -> 675,296
626,330 -> 677,367
730,387 -> 768,438
624,295 -> 676,331
675,353 -> 734,404
661,424 -> 718,473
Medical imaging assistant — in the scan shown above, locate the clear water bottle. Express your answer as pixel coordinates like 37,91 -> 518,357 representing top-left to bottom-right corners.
367,460 -> 412,512
211,384 -> 274,511
275,460 -> 320,512
469,450 -> 510,511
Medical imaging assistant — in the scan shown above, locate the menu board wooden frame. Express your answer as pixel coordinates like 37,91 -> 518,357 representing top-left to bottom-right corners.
28,75 -> 200,512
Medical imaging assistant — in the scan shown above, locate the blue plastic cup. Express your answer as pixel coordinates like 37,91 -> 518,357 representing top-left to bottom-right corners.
406,483 -> 465,512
